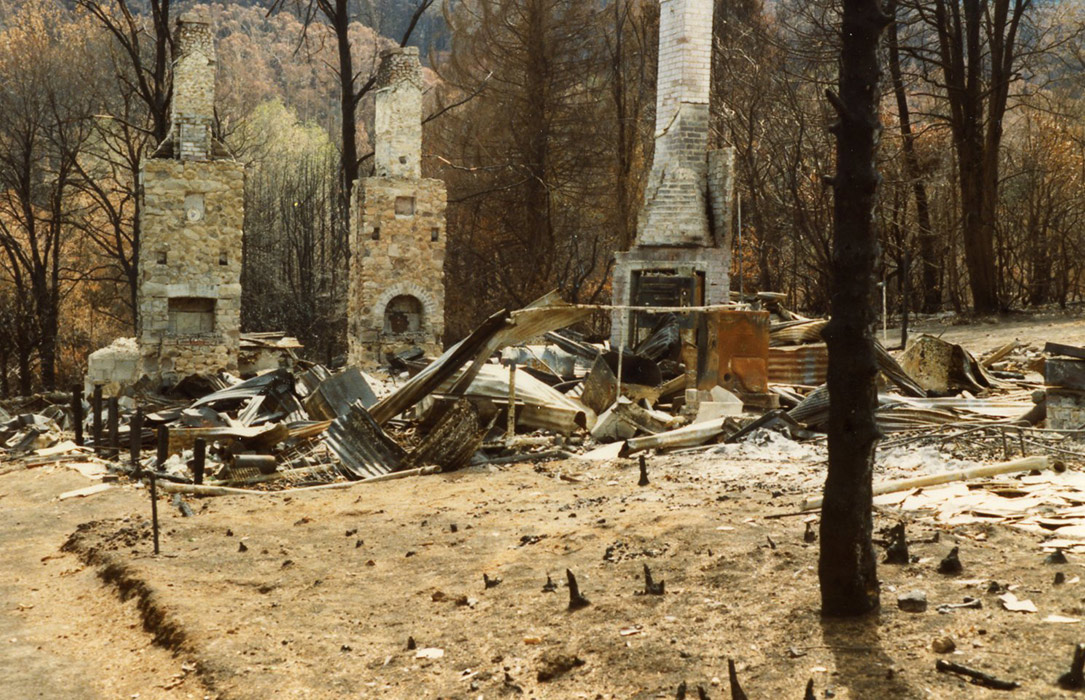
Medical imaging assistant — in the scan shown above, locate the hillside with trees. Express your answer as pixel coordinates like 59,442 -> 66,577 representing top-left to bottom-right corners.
1,0 -> 1084,395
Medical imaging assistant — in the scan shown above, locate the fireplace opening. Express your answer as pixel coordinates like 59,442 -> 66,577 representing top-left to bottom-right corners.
383,295 -> 423,334
168,297 -> 216,335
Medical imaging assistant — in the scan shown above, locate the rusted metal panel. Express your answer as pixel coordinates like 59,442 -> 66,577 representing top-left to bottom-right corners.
324,401 -> 406,479
769,344 -> 829,386
715,310 -> 770,395
769,319 -> 828,347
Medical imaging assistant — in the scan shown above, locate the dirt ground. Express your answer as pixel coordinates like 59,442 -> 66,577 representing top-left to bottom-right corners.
7,311 -> 1085,699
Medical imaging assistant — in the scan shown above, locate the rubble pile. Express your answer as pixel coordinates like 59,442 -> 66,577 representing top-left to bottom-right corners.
3,294 -> 1084,508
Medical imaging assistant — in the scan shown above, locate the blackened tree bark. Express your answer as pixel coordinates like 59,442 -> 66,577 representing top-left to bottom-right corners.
818,0 -> 888,617
886,0 -> 939,313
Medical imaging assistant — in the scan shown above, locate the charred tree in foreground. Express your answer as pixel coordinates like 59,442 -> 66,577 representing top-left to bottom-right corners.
818,0 -> 889,617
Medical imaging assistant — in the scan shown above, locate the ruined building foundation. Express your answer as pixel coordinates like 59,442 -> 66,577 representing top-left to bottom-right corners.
611,0 -> 735,349
137,11 -> 244,383
349,47 -> 447,365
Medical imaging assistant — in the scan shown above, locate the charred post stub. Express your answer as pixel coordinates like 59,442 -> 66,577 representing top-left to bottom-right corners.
727,659 -> 748,700
129,408 -> 143,470
193,437 -> 207,485
92,385 -> 103,458
638,454 -> 650,486
107,396 -> 119,459
71,384 -> 84,446
566,569 -> 590,611
1059,643 -> 1085,689
643,564 -> 665,595
156,425 -> 170,469
937,546 -> 962,575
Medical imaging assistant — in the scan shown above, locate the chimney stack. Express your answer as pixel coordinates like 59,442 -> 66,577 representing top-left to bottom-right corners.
373,47 -> 423,179
171,11 -> 216,160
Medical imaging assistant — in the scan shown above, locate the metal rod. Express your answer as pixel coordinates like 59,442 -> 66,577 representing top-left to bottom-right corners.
151,424 -> 167,556
71,384 -> 84,447
92,385 -> 103,457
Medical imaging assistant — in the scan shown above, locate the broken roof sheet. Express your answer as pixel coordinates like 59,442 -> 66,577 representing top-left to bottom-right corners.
324,401 -> 407,479
369,291 -> 591,425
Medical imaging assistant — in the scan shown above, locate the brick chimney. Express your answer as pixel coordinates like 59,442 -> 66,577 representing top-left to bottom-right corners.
636,0 -> 714,247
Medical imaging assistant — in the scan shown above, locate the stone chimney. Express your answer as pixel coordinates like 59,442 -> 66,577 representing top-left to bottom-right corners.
373,47 -> 424,179
170,11 -> 216,160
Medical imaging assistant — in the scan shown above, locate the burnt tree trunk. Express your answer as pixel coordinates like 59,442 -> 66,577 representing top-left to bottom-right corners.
818,0 -> 888,618
332,0 -> 359,250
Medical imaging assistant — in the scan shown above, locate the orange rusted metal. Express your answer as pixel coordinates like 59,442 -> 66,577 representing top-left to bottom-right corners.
706,310 -> 770,395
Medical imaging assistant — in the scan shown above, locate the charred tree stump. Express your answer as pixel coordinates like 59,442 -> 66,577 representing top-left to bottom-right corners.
1059,643 -> 1085,689
727,659 -> 748,700
818,0 -> 890,618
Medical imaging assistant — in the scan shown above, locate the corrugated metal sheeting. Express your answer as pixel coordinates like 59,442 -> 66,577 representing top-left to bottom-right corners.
769,344 -> 829,386
325,401 -> 406,479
